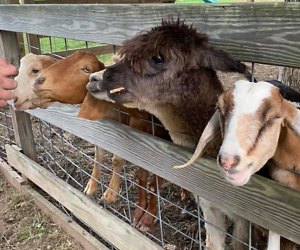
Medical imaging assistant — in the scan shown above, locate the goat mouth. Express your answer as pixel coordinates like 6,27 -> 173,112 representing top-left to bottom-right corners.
13,99 -> 30,110
33,88 -> 52,94
224,169 -> 251,186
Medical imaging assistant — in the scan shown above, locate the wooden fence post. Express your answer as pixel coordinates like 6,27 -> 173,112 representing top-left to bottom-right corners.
0,30 -> 37,162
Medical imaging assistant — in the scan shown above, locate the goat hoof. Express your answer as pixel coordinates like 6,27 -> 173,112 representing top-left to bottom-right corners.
83,180 -> 98,196
100,189 -> 117,204
136,213 -> 155,232
132,207 -> 145,227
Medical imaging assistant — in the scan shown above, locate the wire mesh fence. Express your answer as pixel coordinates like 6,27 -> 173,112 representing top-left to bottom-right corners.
0,31 -> 288,250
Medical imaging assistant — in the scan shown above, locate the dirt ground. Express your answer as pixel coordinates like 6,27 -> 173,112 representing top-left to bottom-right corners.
0,174 -> 83,250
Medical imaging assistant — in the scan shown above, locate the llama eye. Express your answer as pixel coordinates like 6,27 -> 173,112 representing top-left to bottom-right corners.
152,55 -> 165,64
32,68 -> 39,74
82,66 -> 91,73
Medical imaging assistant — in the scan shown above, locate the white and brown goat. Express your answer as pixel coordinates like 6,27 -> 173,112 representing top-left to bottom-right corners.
178,80 -> 300,249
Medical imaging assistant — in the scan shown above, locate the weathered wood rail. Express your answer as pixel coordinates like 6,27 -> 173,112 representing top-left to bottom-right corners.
0,3 -> 300,67
27,103 -> 300,245
0,2 -> 300,248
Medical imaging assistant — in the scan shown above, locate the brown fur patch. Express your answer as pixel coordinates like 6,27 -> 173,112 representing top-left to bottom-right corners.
119,19 -> 209,74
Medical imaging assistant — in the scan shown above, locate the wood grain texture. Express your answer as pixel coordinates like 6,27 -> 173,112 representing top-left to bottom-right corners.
25,103 -> 300,244
6,145 -> 163,250
0,30 -> 37,162
0,159 -> 108,250
26,187 -> 110,250
0,158 -> 26,191
10,107 -> 37,161
0,3 -> 299,67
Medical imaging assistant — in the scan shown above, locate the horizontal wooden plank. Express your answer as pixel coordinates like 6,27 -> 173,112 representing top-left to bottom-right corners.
0,158 -> 26,191
0,3 -> 300,67
0,159 -> 108,250
24,103 -> 300,244
6,144 -> 163,250
26,188 -> 109,250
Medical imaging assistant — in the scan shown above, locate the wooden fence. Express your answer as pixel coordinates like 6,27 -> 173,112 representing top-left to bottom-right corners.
0,2 -> 300,249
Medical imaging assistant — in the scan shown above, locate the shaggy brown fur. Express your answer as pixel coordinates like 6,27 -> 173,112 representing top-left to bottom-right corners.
88,19 -> 253,250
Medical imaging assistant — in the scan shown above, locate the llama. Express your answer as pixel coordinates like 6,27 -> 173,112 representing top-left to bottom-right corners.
86,19 -> 253,250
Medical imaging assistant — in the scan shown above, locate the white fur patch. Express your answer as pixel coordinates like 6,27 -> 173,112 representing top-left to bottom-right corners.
220,80 -> 274,156
233,80 -> 274,114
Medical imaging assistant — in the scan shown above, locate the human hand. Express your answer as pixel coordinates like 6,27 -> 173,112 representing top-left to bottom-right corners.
0,58 -> 18,107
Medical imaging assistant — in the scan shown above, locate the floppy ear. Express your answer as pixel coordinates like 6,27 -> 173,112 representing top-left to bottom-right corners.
199,45 -> 252,81
282,99 -> 300,136
174,110 -> 221,169
77,93 -> 110,120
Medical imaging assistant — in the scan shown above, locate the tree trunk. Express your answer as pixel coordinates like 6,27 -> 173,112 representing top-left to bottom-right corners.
277,0 -> 300,91
278,67 -> 300,91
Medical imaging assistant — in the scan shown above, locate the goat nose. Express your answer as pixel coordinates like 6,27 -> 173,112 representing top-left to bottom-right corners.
14,97 -> 18,104
218,154 -> 240,171
35,76 -> 45,85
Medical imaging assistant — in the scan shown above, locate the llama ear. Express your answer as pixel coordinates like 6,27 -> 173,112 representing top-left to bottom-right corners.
199,45 -> 252,81
283,99 -> 300,136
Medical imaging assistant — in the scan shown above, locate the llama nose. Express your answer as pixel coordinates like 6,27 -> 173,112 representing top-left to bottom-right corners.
89,73 -> 101,82
218,154 -> 240,171
35,76 -> 45,85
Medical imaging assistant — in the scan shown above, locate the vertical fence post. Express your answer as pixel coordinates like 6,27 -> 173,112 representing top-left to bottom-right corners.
0,30 -> 37,162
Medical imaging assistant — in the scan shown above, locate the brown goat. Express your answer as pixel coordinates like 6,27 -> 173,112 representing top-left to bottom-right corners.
13,52 -> 111,200
87,20 -> 253,250
33,51 -> 171,231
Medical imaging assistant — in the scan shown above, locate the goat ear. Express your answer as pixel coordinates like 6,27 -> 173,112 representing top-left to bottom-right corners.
199,45 -> 252,81
174,110 -> 221,169
77,93 -> 110,120
283,99 -> 300,136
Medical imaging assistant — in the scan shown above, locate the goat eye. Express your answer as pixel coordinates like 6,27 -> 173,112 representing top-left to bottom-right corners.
82,66 -> 91,73
32,68 -> 39,74
152,55 -> 165,64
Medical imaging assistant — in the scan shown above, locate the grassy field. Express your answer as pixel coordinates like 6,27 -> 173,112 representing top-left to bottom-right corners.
24,35 -> 114,65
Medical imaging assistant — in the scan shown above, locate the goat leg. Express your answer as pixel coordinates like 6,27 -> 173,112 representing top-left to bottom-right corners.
100,154 -> 124,204
136,175 -> 164,232
132,168 -> 148,227
84,146 -> 104,196
200,199 -> 227,250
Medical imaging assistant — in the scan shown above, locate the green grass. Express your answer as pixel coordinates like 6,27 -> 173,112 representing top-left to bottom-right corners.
23,35 -> 114,65
39,37 -> 102,53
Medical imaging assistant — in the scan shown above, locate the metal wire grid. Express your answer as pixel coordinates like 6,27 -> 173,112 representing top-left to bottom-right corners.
0,32 -> 272,249
0,107 -> 15,161
0,104 -> 262,250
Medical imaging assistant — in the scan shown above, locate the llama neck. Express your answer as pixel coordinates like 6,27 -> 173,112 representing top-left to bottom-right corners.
140,103 -> 197,149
